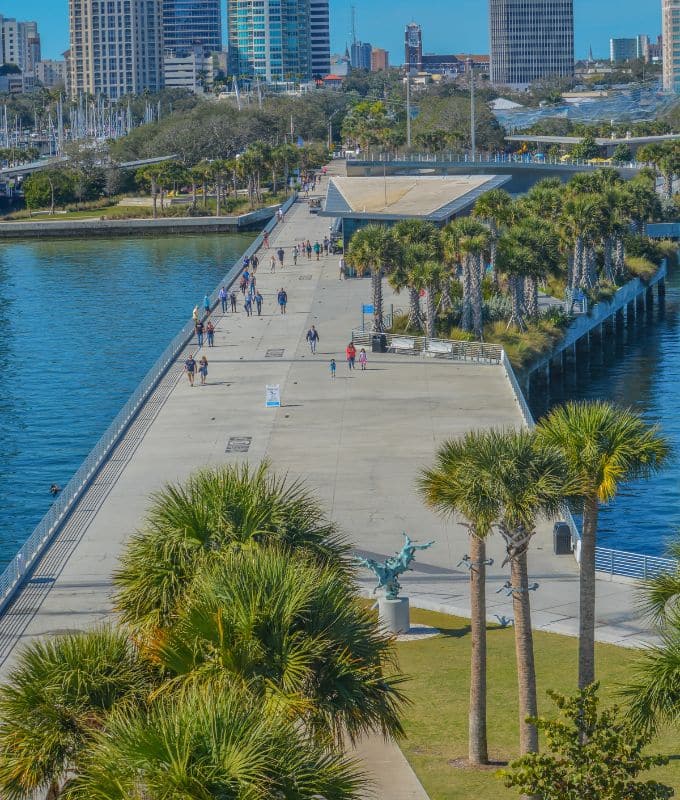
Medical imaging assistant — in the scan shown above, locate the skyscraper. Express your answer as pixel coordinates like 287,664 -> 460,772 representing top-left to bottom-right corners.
310,0 -> 330,78
404,22 -> 422,72
489,0 -> 574,87
371,48 -> 389,71
68,0 -> 163,99
227,0 -> 312,83
0,18 -> 41,73
350,41 -> 372,70
162,0 -> 222,57
663,1 -> 680,91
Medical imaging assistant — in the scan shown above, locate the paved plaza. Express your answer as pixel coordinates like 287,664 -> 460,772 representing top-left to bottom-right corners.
0,165 -> 663,798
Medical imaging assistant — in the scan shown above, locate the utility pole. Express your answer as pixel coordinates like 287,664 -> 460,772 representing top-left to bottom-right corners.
406,73 -> 412,149
469,58 -> 476,161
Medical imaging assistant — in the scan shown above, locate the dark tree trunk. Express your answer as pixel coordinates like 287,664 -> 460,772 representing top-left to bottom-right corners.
468,534 -> 488,765
579,496 -> 599,690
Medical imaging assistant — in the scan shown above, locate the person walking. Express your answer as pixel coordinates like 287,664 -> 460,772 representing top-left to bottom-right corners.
277,288 -> 288,315
313,241 -> 321,261
306,241 -> 312,260
323,236 -> 329,255
192,305 -> 199,325
196,320 -> 204,347
184,354 -> 197,386
277,208 -> 284,223
270,254 -> 277,272
206,320 -> 215,347
329,358 -> 336,380
306,325 -> 320,354
203,293 -> 211,316
230,291 -> 237,312
293,245 -> 299,265
199,356 -> 208,385
244,294 -> 253,316
255,291 -> 263,315
240,275 -> 248,295
219,286 -> 228,313
346,341 -> 356,370
358,348 -> 368,370
249,275 -> 256,295
263,230 -> 270,248
339,256 -> 346,280
251,254 -> 259,272
277,247 -> 285,268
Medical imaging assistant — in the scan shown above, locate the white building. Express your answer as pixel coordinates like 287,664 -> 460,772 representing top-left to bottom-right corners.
68,0 -> 163,99
663,0 -> 680,92
0,17 -> 41,73
35,59 -> 68,88
163,48 -> 215,92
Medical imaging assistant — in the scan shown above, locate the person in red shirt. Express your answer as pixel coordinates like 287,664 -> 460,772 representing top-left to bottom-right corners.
346,342 -> 356,370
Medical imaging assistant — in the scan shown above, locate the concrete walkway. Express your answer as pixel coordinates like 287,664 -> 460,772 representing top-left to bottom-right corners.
0,163 -> 661,796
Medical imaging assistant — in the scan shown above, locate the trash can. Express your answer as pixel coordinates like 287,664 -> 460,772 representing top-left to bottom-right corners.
553,522 -> 573,555
371,334 -> 387,353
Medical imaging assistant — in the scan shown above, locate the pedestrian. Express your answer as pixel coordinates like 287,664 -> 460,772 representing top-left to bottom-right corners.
270,255 -> 277,272
293,245 -> 299,265
329,358 -> 336,379
219,286 -> 228,313
346,341 -> 356,370
277,287 -> 288,315
306,325 -> 319,354
184,354 -> 197,386
277,247 -> 285,267
230,291 -> 237,312
255,291 -> 263,315
196,320 -> 204,347
203,293 -> 211,316
359,348 -> 368,370
313,241 -> 321,261
244,294 -> 253,316
339,256 -> 346,280
240,275 -> 247,295
306,241 -> 312,260
206,320 -> 215,347
277,208 -> 284,223
192,305 -> 199,325
242,256 -> 250,271
323,236 -> 329,255
251,254 -> 259,272
263,231 -> 270,248
249,275 -> 256,294
199,355 -> 208,385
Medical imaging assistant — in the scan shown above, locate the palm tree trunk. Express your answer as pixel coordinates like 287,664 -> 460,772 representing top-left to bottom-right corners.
216,177 -> 221,217
490,238 -> 499,288
440,279 -> 452,312
470,255 -> 483,340
426,285 -> 436,338
603,237 -> 614,283
508,275 -> 526,331
191,180 -> 197,210
524,276 -> 538,318
579,496 -> 599,690
45,779 -> 60,800
151,179 -> 158,219
461,262 -> 473,333
614,236 -> 625,277
203,179 -> 208,208
408,288 -> 422,330
571,239 -> 584,290
372,267 -> 384,332
583,246 -> 597,289
468,534 -> 488,765
510,552 -> 539,755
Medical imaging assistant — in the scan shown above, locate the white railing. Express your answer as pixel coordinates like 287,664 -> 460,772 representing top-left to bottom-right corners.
350,330 -> 503,364
347,152 -> 645,170
595,548 -> 677,581
0,194 -> 297,619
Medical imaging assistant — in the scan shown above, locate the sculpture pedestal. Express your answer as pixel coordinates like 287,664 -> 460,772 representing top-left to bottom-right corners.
379,597 -> 410,635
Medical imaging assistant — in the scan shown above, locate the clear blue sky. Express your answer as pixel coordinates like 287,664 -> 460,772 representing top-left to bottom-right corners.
18,0 -> 662,63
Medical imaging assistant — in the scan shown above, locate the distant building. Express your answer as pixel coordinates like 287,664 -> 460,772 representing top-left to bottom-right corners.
163,48 -> 215,92
227,0 -> 312,83
35,59 -> 67,88
489,0 -> 574,88
330,51 -> 350,77
404,22 -> 423,72
322,74 -> 344,90
371,48 -> 389,71
310,0 -> 331,78
350,41 -> 372,70
664,1 -> 680,91
648,35 -> 663,62
162,0 -> 222,58
609,35 -> 648,63
0,17 -> 41,74
68,0 -> 163,99
421,54 -> 461,75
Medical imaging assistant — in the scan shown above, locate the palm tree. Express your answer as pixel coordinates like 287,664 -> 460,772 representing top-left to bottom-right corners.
391,220 -> 443,326
536,401 -> 670,689
346,225 -> 400,332
560,195 -> 606,290
136,163 -> 164,219
409,260 -> 447,338
147,546 -> 407,746
623,175 -> 660,236
191,160 -> 212,210
442,219 -> 490,339
114,462 -> 349,636
472,188 -> 512,286
486,429 -> 568,755
419,431 -> 502,766
0,628 -> 152,800
69,687 -> 365,800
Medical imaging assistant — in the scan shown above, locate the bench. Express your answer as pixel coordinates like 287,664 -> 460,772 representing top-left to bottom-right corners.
425,340 -> 453,357
389,336 -> 417,353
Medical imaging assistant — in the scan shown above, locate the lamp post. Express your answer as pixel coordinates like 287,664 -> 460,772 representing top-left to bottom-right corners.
468,57 -> 476,162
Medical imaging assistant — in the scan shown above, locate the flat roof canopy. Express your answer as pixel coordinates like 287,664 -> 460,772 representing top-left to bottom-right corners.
321,174 -> 510,222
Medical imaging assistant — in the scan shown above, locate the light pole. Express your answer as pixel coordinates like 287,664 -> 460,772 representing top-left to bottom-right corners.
328,109 -> 340,150
468,58 -> 476,162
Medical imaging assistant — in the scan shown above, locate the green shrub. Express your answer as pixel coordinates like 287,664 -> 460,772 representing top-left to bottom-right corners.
626,256 -> 658,282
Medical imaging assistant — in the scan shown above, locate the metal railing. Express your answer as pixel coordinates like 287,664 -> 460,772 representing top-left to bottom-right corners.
595,548 -> 677,581
0,194 -> 297,619
347,151 -> 645,170
350,330 -> 503,364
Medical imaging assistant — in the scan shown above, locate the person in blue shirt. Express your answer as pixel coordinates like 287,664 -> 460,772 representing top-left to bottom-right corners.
203,294 -> 211,315
219,286 -> 228,313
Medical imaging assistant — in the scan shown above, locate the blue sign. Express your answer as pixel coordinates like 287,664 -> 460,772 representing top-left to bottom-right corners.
362,304 -> 374,314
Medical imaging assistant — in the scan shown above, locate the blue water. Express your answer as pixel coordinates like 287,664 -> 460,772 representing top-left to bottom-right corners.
529,268 -> 680,557
0,234 -> 252,568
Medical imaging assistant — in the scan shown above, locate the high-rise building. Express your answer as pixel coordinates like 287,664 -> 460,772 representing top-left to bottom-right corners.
664,1 -> 680,91
0,17 -> 41,73
68,0 -> 163,99
610,35 -> 647,63
489,0 -> 574,87
371,48 -> 389,71
310,0 -> 330,78
350,41 -> 372,70
35,59 -> 68,88
404,22 -> 422,72
227,0 -> 312,83
162,0 -> 222,57
164,47 -> 215,91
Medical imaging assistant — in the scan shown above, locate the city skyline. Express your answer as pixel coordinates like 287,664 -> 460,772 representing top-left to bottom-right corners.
16,0 -> 665,65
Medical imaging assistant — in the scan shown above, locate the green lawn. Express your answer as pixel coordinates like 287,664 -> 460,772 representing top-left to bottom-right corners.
395,607 -> 680,799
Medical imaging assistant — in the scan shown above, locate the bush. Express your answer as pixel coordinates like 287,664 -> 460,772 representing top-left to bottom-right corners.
626,256 -> 658,282
624,234 -> 665,265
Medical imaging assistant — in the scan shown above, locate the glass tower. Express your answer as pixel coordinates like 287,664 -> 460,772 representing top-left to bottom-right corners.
309,0 -> 330,78
489,0 -> 574,87
162,0 -> 222,56
227,0 -> 312,84
663,0 -> 680,92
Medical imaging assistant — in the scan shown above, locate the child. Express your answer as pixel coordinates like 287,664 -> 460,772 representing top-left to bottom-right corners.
329,358 -> 336,380
359,348 -> 367,370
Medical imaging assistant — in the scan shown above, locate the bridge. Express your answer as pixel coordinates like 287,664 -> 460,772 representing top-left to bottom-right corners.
505,132 -> 680,156
346,153 -> 643,193
0,153 -> 178,180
